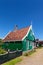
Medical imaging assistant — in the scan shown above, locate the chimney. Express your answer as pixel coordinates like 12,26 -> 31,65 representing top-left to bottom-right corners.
14,25 -> 18,32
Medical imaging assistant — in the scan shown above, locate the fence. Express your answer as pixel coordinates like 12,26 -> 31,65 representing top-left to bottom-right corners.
0,50 -> 22,64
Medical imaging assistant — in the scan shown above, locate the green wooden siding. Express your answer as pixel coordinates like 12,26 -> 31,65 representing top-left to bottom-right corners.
22,40 -> 27,51
27,29 -> 35,41
22,29 -> 35,51
2,41 -> 22,51
22,40 -> 33,51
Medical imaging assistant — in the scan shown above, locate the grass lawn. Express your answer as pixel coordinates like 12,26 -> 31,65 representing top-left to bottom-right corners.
2,56 -> 22,65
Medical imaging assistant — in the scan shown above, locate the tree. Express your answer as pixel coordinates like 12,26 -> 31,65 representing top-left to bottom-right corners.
0,39 -> 3,45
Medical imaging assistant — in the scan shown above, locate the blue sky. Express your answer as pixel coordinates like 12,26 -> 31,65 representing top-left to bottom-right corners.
0,0 -> 43,40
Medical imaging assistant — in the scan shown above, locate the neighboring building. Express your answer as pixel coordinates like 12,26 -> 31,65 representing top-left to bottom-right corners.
3,25 -> 35,52
35,39 -> 39,47
36,39 -> 43,47
39,41 -> 43,46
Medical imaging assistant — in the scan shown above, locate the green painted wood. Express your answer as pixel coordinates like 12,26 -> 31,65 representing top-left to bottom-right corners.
22,40 -> 27,51
27,29 -> 35,41
22,29 -> 35,51
2,41 -> 22,51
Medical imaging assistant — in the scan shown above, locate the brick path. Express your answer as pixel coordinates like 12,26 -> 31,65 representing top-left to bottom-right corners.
16,48 -> 43,65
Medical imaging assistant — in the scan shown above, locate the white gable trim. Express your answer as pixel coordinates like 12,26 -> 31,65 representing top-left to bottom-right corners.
22,25 -> 32,41
3,31 -> 11,40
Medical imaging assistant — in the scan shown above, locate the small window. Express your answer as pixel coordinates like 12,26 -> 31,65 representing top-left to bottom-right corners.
6,42 -> 8,46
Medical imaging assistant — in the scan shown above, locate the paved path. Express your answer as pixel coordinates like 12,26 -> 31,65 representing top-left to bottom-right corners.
16,48 -> 43,65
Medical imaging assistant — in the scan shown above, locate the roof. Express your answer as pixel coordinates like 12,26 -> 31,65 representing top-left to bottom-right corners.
3,26 -> 30,42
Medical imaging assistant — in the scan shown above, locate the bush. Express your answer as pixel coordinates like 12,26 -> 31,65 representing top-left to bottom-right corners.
23,52 -> 28,56
0,48 -> 6,54
23,49 -> 36,56
28,50 -> 36,55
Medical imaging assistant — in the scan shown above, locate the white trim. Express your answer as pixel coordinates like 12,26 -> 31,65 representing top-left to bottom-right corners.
22,25 -> 32,41
3,31 -> 11,40
4,40 -> 22,42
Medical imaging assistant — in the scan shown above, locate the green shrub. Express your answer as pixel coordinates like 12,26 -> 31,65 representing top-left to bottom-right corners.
23,52 -> 28,56
23,49 -> 36,56
28,50 -> 36,55
0,48 -> 6,54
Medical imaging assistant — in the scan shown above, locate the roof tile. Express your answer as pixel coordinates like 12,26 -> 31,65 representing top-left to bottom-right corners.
3,27 -> 29,42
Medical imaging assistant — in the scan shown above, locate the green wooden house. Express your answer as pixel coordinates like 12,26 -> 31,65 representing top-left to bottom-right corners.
3,25 -> 35,52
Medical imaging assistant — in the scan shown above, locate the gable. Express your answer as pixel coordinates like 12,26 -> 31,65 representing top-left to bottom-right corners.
22,25 -> 35,41
27,29 -> 35,41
